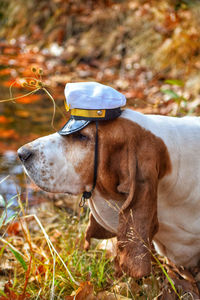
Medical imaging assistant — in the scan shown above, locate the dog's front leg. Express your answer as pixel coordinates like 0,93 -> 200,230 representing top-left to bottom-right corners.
84,213 -> 116,250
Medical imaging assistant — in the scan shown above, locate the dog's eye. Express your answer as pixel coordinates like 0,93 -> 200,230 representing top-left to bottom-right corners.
73,132 -> 89,141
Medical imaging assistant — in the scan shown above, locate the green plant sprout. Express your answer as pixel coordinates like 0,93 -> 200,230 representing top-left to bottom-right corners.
161,79 -> 189,116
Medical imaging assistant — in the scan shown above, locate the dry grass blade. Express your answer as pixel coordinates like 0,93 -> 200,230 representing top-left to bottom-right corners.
0,175 -> 10,184
23,214 -> 80,287
50,254 -> 56,300
42,87 -> 56,129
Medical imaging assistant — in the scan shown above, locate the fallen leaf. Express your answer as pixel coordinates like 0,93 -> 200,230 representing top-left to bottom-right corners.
0,281 -> 18,300
2,80 -> 21,88
16,94 -> 41,104
158,267 -> 200,299
35,264 -> 46,276
157,289 -> 176,300
0,129 -> 19,139
0,68 -> 12,76
97,291 -> 131,300
65,282 -> 97,300
15,110 -> 30,118
0,116 -> 11,124
7,222 -> 21,236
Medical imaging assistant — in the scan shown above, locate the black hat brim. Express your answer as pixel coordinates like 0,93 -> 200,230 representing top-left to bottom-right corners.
58,118 -> 91,136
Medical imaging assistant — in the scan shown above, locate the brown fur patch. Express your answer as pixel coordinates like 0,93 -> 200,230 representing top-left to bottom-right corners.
78,118 -> 171,278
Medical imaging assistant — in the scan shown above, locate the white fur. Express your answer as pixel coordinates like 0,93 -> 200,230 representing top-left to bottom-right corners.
19,133 -> 86,194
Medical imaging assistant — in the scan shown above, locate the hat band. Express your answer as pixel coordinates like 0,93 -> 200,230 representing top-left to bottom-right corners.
71,108 -> 106,119
70,107 -> 122,121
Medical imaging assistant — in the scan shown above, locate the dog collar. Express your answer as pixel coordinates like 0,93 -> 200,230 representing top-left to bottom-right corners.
79,121 -> 99,207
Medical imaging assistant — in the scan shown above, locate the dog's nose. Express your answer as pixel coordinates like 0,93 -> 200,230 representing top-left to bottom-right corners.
18,147 -> 34,163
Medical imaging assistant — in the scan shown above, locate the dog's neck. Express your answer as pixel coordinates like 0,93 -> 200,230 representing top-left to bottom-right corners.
88,190 -> 122,234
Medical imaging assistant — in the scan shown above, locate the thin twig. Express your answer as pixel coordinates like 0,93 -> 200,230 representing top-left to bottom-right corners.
42,87 -> 56,128
0,88 -> 40,103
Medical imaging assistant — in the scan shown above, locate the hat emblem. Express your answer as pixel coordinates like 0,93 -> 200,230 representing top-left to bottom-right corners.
97,110 -> 103,116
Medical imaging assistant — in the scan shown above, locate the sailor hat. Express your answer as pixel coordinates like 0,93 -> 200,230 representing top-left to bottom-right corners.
58,82 -> 126,135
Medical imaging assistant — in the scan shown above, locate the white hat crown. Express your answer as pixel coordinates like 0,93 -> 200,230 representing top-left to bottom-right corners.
64,82 -> 126,110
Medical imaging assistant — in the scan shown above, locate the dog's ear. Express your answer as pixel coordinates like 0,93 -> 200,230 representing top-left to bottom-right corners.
116,127 -> 171,278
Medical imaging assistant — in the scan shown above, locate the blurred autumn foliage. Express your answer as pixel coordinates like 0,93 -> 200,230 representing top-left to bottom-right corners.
0,0 -> 199,151
0,0 -> 199,147
0,0 -> 199,114
0,0 -> 200,77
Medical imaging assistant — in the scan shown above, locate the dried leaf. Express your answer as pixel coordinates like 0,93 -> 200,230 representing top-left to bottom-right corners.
15,110 -> 30,118
2,80 -> 21,88
7,222 -> 21,236
97,291 -> 131,300
16,94 -> 40,104
0,116 -> 11,124
0,281 -> 18,300
0,129 -> 19,139
65,282 -> 96,300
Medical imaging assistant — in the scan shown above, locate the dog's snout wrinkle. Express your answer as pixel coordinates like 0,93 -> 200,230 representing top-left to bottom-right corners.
18,147 -> 34,163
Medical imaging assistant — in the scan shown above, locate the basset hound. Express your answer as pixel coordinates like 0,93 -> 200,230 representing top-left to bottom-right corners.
17,108 -> 200,278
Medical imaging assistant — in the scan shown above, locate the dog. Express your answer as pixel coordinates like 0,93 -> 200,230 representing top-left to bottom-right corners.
17,108 -> 200,278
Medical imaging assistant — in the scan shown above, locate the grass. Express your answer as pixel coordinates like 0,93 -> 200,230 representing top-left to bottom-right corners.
0,194 -> 169,299
0,197 -> 114,298
0,168 -> 199,300
1,195 -> 195,299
